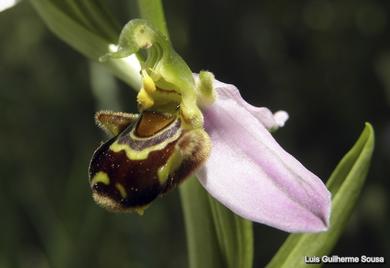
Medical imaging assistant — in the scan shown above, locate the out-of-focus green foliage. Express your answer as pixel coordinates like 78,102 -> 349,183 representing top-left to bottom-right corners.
31,0 -> 141,89
0,1 -> 389,268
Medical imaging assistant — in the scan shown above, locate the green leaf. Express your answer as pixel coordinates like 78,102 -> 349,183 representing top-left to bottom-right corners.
267,123 -> 375,268
180,178 -> 254,268
30,0 -> 141,89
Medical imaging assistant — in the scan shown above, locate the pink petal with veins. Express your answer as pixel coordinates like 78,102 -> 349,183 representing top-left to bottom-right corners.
197,81 -> 331,233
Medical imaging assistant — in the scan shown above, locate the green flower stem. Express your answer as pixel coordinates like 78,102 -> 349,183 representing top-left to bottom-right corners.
180,179 -> 225,268
180,179 -> 254,268
208,196 -> 254,268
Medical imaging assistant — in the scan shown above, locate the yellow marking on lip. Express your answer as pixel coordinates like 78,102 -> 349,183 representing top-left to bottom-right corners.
115,183 -> 128,198
158,149 -> 183,184
109,129 -> 182,160
91,171 -> 110,185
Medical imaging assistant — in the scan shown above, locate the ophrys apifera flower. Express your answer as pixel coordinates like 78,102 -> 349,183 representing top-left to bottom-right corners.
89,19 -> 331,232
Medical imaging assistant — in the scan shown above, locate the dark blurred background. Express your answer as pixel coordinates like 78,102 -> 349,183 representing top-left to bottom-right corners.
0,0 -> 389,267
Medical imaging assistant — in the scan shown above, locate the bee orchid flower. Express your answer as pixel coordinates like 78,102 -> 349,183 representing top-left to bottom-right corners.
89,19 -> 331,233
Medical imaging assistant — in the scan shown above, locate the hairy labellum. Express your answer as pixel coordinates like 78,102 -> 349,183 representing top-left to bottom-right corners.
89,110 -> 210,214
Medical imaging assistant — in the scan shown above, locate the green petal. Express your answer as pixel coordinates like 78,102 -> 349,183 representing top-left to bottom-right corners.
267,123 -> 375,268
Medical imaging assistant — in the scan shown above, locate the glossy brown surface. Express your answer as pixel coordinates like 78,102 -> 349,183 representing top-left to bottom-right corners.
135,111 -> 175,137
